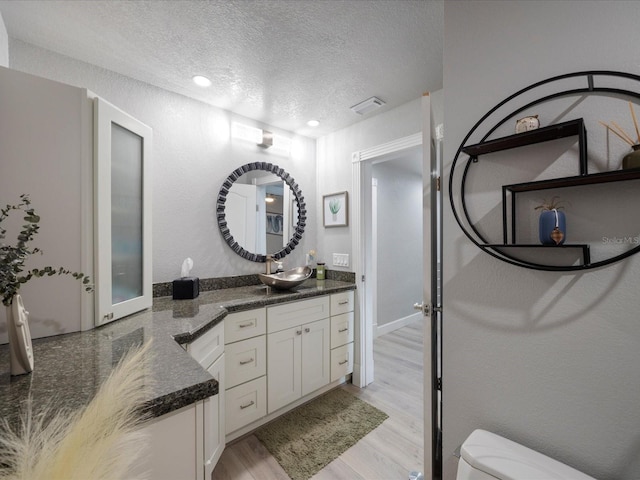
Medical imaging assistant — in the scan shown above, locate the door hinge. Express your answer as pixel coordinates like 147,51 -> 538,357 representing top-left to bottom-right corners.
436,176 -> 441,191
436,377 -> 442,391
361,275 -> 365,282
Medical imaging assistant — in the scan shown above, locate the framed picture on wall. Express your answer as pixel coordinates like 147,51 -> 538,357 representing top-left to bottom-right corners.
323,191 -> 348,227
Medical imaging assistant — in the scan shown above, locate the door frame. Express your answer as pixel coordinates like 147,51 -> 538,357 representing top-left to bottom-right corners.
351,132 -> 422,389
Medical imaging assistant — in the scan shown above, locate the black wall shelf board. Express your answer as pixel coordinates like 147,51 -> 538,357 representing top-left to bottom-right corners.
461,118 -> 588,175
503,168 -> 640,244
504,167 -> 640,193
483,244 -> 591,266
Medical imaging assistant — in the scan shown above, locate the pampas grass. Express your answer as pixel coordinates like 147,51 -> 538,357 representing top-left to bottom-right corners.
0,341 -> 153,480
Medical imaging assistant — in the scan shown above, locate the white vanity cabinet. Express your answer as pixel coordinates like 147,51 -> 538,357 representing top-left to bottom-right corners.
223,309 -> 268,434
130,321 -> 224,480
330,291 -> 355,382
267,297 -> 331,414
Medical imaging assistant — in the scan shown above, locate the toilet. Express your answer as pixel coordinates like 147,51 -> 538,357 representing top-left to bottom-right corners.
456,429 -> 596,480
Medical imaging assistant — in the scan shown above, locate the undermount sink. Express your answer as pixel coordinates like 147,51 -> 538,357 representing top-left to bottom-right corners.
258,266 -> 313,290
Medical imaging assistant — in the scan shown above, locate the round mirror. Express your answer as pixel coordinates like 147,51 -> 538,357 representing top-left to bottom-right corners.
217,162 -> 306,262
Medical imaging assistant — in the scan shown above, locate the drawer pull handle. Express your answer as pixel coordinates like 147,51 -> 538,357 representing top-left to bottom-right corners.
238,322 -> 254,328
339,359 -> 349,365
240,400 -> 255,410
304,327 -> 310,333
239,358 -> 254,365
338,327 -> 348,333
338,300 -> 349,305
296,330 -> 302,335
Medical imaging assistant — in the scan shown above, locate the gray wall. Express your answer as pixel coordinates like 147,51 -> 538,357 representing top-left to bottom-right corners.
8,40 -> 317,284
0,12 -> 7,67
372,159 -> 422,326
443,2 -> 640,479
315,89 -> 442,265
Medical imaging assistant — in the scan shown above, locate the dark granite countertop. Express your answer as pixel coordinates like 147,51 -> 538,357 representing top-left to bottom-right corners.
0,279 -> 355,424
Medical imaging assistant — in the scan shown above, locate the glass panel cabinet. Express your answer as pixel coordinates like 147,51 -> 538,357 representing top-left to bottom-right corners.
94,98 -> 152,326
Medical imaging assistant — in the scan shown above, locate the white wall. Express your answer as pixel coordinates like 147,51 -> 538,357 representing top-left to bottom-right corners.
443,2 -> 640,479
8,40 -> 317,284
0,11 -> 8,67
372,159 -> 422,326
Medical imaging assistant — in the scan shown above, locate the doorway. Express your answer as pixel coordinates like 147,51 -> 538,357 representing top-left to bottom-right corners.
366,148 -> 424,339
351,91 -> 441,480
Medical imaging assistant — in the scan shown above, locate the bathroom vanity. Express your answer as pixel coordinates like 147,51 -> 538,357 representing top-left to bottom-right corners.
0,278 -> 355,479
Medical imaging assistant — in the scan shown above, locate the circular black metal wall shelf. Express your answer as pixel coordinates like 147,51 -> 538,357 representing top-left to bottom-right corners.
449,71 -> 640,271
217,162 -> 306,262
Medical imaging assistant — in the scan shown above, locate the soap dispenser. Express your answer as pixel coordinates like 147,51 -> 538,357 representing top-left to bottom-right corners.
275,260 -> 284,273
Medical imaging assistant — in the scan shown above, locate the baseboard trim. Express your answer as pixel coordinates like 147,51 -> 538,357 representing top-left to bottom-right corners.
375,312 -> 421,338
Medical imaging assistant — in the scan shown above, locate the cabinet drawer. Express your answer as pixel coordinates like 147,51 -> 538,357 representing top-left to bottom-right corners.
225,336 -> 266,389
330,311 -> 354,349
225,376 -> 266,434
330,291 -> 354,316
267,296 -> 330,333
331,342 -> 354,382
188,321 -> 224,370
225,308 -> 266,344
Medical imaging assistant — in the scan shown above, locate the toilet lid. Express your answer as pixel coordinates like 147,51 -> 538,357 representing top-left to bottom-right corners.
460,430 -> 595,480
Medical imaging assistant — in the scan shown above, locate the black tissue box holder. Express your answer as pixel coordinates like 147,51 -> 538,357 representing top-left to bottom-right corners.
173,277 -> 199,300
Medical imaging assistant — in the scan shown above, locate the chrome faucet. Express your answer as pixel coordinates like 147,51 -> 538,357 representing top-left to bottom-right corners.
265,255 -> 274,275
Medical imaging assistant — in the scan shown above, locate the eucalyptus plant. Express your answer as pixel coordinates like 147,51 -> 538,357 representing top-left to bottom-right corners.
0,194 -> 92,307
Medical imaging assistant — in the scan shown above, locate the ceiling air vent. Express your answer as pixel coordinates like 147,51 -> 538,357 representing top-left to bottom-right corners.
350,96 -> 386,115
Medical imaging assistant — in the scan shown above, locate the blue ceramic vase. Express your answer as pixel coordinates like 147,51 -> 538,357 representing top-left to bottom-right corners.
539,209 -> 566,245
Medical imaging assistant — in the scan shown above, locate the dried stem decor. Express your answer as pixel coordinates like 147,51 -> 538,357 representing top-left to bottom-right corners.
599,102 -> 640,146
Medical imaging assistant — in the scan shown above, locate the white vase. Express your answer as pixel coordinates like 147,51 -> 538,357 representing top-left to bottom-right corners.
6,294 -> 34,375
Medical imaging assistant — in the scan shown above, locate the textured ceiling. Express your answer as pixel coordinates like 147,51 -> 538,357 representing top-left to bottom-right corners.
0,0 -> 443,138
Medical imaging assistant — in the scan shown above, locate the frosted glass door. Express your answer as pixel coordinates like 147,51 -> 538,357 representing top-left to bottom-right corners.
95,98 -> 152,326
111,123 -> 143,304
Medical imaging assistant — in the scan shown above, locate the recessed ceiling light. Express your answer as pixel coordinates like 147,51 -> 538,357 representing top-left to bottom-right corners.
192,75 -> 212,87
307,119 -> 320,127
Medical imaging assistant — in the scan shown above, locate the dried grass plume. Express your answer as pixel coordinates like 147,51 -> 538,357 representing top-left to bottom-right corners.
0,341 -> 154,480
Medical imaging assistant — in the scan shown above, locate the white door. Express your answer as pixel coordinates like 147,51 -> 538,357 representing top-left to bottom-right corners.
226,183 -> 257,253
421,94 -> 443,480
94,97 -> 152,326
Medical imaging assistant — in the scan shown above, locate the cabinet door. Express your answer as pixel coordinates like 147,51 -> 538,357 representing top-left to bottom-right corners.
301,318 -> 330,397
205,354 -> 225,476
94,97 -> 152,326
128,403 -> 200,480
267,325 -> 302,413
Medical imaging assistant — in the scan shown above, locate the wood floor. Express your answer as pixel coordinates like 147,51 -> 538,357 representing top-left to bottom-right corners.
212,320 -> 424,480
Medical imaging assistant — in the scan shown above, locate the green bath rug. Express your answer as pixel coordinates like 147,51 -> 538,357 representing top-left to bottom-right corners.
254,388 -> 389,480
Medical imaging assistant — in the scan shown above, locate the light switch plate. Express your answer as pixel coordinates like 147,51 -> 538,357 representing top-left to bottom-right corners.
332,253 -> 349,267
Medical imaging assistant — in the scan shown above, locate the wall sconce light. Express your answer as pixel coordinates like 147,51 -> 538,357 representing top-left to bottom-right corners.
231,122 -> 291,154
265,194 -> 275,203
